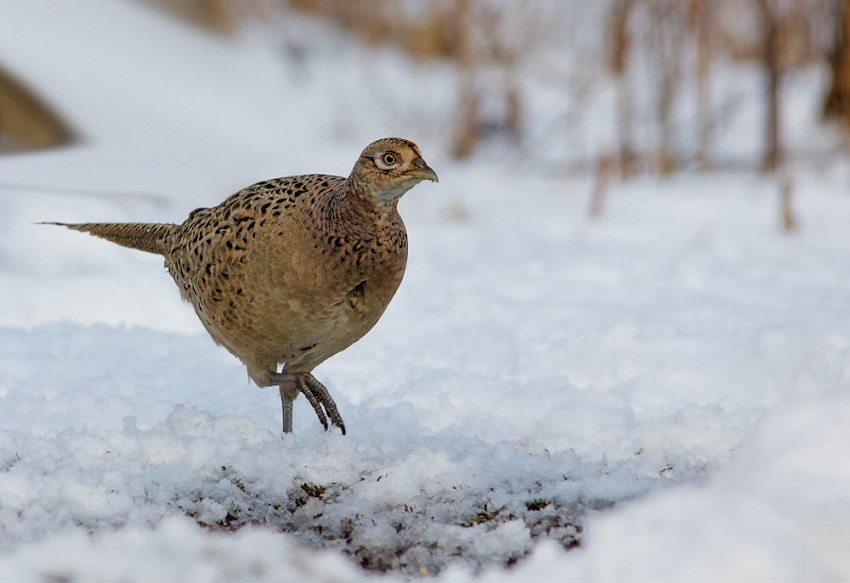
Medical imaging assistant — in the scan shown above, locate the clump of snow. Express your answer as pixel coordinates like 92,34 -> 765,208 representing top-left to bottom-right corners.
1,0 -> 850,581
0,516 -> 369,583
472,396 -> 850,583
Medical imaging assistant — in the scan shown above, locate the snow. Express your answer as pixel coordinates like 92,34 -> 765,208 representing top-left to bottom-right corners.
1,0 -> 850,581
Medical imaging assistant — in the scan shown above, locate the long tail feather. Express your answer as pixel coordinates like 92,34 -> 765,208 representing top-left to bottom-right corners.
41,222 -> 177,255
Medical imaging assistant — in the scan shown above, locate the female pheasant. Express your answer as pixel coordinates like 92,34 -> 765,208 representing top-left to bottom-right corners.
47,138 -> 438,434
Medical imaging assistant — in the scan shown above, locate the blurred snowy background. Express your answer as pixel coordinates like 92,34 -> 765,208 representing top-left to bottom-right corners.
1,0 -> 849,581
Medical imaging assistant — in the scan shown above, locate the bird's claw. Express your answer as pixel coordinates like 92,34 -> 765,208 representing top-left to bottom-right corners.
295,373 -> 346,435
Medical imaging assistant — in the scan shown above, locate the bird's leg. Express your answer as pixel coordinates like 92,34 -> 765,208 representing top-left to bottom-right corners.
299,374 -> 346,435
280,392 -> 293,433
268,372 -> 346,435
309,375 -> 345,434
273,374 -> 299,434
295,374 -> 329,431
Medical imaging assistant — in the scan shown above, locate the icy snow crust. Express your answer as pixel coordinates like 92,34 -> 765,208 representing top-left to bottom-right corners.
2,0 -> 850,581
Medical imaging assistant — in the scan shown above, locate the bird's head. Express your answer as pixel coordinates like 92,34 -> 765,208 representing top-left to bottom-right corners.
349,137 -> 438,206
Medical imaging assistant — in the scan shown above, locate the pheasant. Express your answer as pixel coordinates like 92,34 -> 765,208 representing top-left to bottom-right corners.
46,137 -> 438,434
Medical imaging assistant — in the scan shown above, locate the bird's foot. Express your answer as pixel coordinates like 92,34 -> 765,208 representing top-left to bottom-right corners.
297,374 -> 346,435
270,372 -> 346,435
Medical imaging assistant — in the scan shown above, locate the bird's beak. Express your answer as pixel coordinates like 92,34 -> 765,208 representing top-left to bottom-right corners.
407,157 -> 439,183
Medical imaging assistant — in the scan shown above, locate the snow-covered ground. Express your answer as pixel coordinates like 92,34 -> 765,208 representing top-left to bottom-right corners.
1,1 -> 850,581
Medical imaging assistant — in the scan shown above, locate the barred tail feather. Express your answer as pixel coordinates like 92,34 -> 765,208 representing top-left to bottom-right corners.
42,222 -> 176,255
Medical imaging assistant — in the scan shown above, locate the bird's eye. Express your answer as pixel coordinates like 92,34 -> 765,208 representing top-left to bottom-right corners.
375,152 -> 400,170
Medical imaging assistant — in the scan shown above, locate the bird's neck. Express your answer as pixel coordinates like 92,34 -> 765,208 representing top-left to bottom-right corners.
343,178 -> 401,222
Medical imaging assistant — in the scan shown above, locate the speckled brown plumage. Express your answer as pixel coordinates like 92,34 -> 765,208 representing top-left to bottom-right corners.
47,137 -> 438,434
